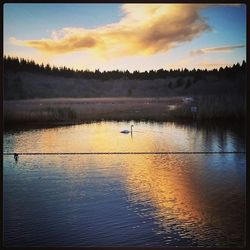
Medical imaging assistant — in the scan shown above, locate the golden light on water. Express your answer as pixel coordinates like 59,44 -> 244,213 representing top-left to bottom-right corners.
36,122 -> 167,153
122,155 -> 206,233
5,121 -> 245,246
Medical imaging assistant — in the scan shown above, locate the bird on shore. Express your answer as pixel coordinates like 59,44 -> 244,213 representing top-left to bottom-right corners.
14,153 -> 18,162
120,125 -> 134,134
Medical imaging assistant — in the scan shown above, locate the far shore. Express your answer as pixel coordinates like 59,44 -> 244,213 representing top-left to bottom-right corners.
4,96 -> 245,127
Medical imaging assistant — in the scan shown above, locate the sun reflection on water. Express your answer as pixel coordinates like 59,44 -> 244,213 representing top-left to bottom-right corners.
4,121 -> 245,246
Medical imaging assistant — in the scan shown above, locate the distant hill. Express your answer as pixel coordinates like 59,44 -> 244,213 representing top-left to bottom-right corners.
3,57 -> 246,100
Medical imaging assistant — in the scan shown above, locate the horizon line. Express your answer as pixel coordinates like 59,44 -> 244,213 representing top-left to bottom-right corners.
3,55 -> 246,73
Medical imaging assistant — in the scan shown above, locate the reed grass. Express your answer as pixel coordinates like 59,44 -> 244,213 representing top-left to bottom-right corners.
169,95 -> 245,120
4,107 -> 77,124
4,95 -> 245,126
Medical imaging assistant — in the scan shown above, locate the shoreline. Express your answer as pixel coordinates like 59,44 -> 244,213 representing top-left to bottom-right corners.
4,117 -> 245,132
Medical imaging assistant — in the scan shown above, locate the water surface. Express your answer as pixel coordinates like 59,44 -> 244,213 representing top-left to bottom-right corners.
3,121 -> 246,247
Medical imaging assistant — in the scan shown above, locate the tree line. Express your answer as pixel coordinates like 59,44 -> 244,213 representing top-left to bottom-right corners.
3,56 -> 246,80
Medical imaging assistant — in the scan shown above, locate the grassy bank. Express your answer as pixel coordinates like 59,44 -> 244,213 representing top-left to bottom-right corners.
4,96 -> 245,126
169,95 -> 245,120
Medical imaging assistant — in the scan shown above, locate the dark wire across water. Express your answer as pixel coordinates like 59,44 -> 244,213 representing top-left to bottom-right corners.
3,151 -> 246,155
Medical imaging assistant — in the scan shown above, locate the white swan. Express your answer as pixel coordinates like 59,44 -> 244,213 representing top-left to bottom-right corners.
120,125 -> 134,134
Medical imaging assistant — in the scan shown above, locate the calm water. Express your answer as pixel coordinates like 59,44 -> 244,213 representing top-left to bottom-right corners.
3,121 -> 246,247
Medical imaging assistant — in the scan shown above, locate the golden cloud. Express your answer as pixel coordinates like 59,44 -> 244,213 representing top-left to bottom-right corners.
190,45 -> 245,56
10,4 -> 214,57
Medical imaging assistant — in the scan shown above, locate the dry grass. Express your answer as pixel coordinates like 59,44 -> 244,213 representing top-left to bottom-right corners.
4,96 -> 245,126
169,95 -> 245,120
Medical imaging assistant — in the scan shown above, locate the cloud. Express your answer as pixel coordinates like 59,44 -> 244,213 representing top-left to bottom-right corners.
10,4 -> 214,57
190,45 -> 245,56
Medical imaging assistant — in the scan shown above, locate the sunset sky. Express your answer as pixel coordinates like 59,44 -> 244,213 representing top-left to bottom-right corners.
4,3 -> 246,71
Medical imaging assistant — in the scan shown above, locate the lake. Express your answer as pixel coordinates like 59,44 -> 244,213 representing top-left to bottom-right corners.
3,121 -> 246,247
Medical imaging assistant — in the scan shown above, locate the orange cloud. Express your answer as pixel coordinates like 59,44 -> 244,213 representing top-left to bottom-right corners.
10,4 -> 213,57
190,45 -> 245,56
